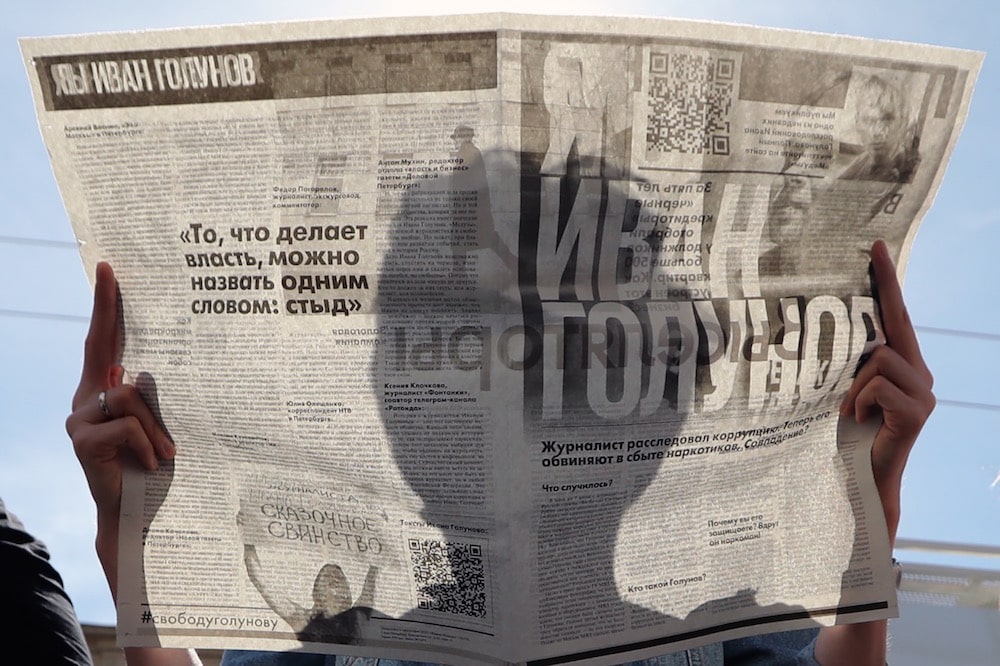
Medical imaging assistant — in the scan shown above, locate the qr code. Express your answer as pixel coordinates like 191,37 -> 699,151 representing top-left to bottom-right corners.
408,538 -> 487,618
646,52 -> 735,155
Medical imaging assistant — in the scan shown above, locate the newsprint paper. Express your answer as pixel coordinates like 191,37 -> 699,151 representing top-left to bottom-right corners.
23,13 -> 981,665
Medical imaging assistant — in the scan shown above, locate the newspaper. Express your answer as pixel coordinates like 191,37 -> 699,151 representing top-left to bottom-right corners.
22,13 -> 981,665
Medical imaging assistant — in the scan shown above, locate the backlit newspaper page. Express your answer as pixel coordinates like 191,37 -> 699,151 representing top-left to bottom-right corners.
22,13 -> 980,665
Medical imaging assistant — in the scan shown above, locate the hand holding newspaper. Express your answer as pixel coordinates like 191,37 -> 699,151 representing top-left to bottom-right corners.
26,13 -> 978,665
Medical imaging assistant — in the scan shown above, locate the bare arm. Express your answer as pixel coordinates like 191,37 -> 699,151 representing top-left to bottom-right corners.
814,240 -> 935,665
243,544 -> 308,630
67,263 -> 202,666
355,566 -> 379,609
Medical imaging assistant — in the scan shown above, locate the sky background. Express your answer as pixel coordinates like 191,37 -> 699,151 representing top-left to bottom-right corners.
2,0 -> 998,627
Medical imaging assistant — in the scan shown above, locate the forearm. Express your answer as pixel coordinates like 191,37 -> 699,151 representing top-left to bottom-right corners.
95,513 -> 120,601
815,621 -> 887,666
356,566 -> 378,608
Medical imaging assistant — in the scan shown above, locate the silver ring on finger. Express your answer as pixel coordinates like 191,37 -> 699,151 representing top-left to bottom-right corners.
98,390 -> 112,418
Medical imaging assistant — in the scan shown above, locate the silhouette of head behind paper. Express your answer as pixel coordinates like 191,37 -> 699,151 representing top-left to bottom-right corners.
372,142 -> 818,656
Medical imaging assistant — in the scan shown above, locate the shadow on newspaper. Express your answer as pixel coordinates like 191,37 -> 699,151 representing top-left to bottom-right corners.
361,147 -> 854,662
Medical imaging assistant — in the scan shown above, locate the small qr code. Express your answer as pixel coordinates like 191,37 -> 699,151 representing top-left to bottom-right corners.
646,52 -> 735,155
408,538 -> 486,618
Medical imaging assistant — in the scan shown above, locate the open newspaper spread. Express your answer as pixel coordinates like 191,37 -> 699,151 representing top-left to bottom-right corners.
22,13 -> 981,665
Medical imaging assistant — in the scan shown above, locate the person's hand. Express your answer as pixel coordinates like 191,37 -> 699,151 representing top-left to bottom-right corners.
816,241 -> 934,665
65,263 -> 200,666
64,263 -> 175,588
816,241 -> 935,666
840,240 -> 935,543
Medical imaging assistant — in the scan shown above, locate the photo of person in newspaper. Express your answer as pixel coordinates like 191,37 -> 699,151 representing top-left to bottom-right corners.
758,65 -> 932,291
539,41 -> 634,179
242,539 -> 378,645
838,73 -> 920,183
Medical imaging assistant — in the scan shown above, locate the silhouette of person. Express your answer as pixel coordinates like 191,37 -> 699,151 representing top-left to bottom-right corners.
447,125 -> 516,279
244,544 -> 378,645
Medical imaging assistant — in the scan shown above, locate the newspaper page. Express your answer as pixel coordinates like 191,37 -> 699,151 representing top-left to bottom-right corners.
22,13 -> 981,665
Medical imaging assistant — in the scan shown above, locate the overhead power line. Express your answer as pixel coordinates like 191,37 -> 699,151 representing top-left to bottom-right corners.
0,308 -> 88,323
915,325 -> 1000,342
3,309 -> 1000,413
936,399 -> 1000,413
0,235 -> 77,249
8,300 -> 1000,344
3,307 -> 1000,342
